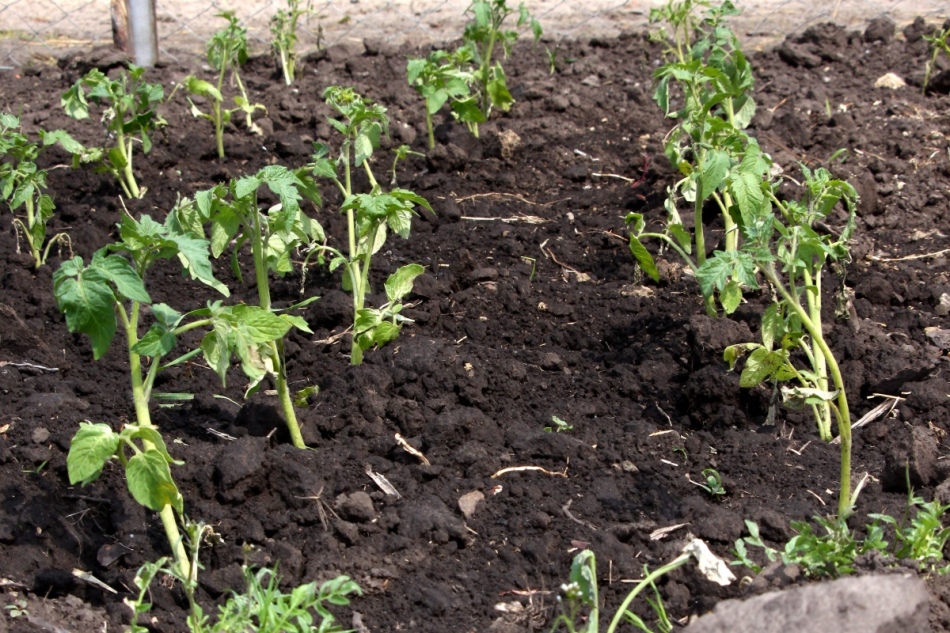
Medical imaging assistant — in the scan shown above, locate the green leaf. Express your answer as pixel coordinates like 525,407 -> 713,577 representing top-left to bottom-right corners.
67,422 -> 120,485
53,257 -> 119,360
229,304 -> 291,343
730,171 -> 766,228
739,347 -> 787,388
126,450 -> 184,513
279,313 -> 313,333
760,303 -> 782,351
385,263 -> 425,302
719,280 -> 742,314
92,252 -> 150,303
486,73 -> 514,112
723,342 -> 758,370
699,149 -> 730,202
628,234 -> 659,282
167,230 -> 230,297
373,321 -> 401,346
668,223 -> 692,253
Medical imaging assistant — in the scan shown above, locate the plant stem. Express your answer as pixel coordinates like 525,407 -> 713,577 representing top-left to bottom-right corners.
606,554 -> 691,633
803,267 -> 832,440
764,264 -> 851,517
115,126 -> 140,198
119,301 -> 191,580
248,203 -> 306,448
426,111 -> 435,149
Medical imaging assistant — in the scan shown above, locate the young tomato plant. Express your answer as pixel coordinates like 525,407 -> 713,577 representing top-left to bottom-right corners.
54,212 -> 231,580
629,0 -> 762,315
460,0 -> 542,135
183,11 -> 265,158
309,86 -> 431,365
406,48 -> 477,148
60,64 -> 164,199
922,26 -> 950,94
174,165 -> 324,448
126,519 -> 362,633
270,0 -> 312,86
700,166 -> 858,518
0,113 -> 71,268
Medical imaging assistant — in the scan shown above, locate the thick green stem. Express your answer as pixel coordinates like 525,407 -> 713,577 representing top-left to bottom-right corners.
280,47 -> 292,86
120,301 -> 191,580
479,29 -> 498,115
426,111 -> 435,149
214,64 -> 228,159
765,265 -> 851,518
803,268 -> 832,440
248,206 -> 306,448
115,127 -> 140,198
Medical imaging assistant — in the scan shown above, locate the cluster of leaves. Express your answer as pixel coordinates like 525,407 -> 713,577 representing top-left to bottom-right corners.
407,0 -> 541,144
127,520 -> 361,633
922,25 -> 950,94
271,0 -> 313,86
628,0 -> 762,315
60,64 -> 165,198
55,211 -> 227,578
309,86 -> 431,365
0,113 -> 71,268
183,12 -> 265,159
629,0 -> 860,519
734,494 -> 950,578
173,164 -> 325,447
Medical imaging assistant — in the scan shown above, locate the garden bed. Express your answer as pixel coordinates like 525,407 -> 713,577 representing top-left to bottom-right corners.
1,13 -> 950,632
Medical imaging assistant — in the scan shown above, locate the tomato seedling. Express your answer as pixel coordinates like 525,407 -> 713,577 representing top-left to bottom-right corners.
174,165 -> 324,448
461,0 -> 541,136
309,86 -> 431,365
407,49 -> 477,148
0,113 -> 71,268
271,0 -> 313,86
629,0 -> 762,315
54,212 -> 233,579
182,12 -> 265,158
60,64 -> 165,199
700,165 -> 858,518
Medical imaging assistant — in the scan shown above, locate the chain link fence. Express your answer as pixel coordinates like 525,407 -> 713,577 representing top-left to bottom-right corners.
1,0 -> 948,68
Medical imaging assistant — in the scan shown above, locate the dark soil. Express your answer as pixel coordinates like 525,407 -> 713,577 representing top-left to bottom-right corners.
1,15 -> 950,633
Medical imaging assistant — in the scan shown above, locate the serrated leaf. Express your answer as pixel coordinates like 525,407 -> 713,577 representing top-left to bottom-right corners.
628,234 -> 659,282
53,257 -> 119,360
761,303 -> 782,351
228,305 -> 291,343
126,450 -> 183,513
373,321 -> 401,346
719,280 -> 742,314
385,263 -> 425,303
699,149 -> 730,202
67,422 -> 120,485
279,313 -> 313,333
739,347 -> 787,388
92,252 -> 150,303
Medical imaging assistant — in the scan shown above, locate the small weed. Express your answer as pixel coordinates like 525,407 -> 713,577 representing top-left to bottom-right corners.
4,599 -> 28,618
922,26 -> 950,93
544,415 -> 573,433
691,468 -> 726,498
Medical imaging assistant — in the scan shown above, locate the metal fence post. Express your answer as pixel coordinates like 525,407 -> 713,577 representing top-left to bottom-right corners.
111,0 -> 159,66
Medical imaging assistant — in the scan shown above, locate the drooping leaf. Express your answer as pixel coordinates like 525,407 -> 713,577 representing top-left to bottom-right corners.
53,257 -> 121,360
385,263 -> 425,303
628,234 -> 660,282
739,347 -> 788,388
699,149 -> 730,202
67,422 -> 120,485
126,450 -> 184,513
